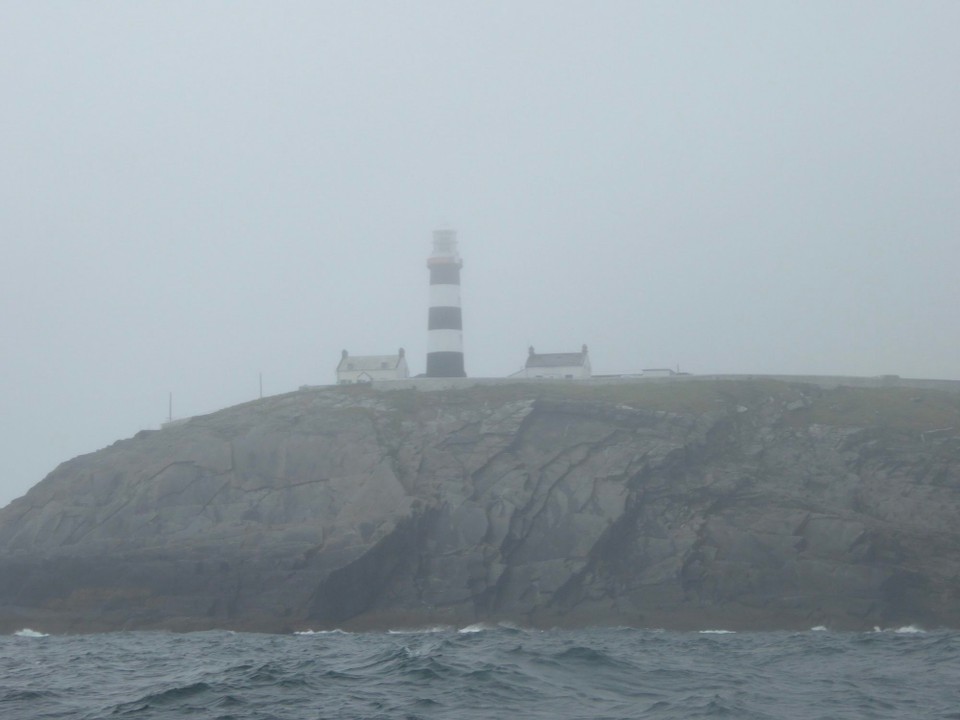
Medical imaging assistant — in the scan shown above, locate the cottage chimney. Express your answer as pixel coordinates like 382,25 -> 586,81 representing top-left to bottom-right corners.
398,347 -> 405,358
529,346 -> 535,356
582,344 -> 588,355
341,349 -> 348,359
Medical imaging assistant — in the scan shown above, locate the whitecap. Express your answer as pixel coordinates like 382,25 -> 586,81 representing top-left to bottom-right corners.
810,625 -> 828,632
698,629 -> 736,634
294,629 -> 349,635
894,625 -> 925,634
14,628 -> 49,638
458,623 -> 490,633
461,621 -> 533,633
869,625 -> 926,634
387,626 -> 451,634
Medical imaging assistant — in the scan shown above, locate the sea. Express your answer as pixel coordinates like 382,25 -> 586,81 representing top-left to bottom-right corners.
2,625 -> 958,719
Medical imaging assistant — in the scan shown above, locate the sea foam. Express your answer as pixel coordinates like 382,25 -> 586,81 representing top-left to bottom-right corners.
13,628 -> 49,637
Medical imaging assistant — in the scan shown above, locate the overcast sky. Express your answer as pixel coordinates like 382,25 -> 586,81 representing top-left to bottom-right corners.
2,1 -> 958,507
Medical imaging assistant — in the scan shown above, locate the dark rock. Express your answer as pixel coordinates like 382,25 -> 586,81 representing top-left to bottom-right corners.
1,380 -> 959,633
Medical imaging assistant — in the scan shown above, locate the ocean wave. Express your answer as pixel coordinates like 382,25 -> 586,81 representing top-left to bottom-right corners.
698,629 -> 736,634
107,680 -> 215,714
13,628 -> 49,637
2,689 -> 57,702
387,625 -> 452,634
893,625 -> 926,634
871,625 -> 926,634
458,623 -> 491,633
457,622 -> 530,635
3,628 -> 957,719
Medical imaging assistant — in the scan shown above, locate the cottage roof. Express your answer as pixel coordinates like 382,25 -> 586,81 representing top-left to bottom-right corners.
525,345 -> 589,368
337,350 -> 405,372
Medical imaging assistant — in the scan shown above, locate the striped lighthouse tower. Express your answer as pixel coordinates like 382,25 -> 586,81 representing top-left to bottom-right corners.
426,229 -> 466,377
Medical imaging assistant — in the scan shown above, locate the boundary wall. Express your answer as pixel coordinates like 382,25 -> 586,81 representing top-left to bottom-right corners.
367,374 -> 960,394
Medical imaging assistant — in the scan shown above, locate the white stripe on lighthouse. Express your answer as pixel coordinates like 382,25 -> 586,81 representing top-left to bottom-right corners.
427,329 -> 464,353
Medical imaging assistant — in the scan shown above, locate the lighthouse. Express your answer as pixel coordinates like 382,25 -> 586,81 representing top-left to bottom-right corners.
426,229 -> 466,377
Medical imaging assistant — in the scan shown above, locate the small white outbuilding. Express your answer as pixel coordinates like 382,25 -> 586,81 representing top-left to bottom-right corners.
511,345 -> 592,379
336,349 -> 409,384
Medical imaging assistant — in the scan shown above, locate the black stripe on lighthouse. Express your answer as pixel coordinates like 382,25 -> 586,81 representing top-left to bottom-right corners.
426,351 -> 464,377
428,306 -> 462,330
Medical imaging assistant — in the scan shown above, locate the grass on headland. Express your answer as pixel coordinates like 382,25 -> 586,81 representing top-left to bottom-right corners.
378,378 -> 960,432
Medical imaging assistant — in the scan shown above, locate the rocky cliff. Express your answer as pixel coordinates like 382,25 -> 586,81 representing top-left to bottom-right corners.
1,379 -> 959,633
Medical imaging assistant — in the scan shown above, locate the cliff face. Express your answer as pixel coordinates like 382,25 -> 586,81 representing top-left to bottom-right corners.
1,380 -> 959,633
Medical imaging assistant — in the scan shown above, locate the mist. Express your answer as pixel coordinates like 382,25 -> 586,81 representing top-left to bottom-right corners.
2,1 -> 958,507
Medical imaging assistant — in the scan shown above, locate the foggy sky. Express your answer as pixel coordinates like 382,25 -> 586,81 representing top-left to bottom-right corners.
2,1 -> 958,507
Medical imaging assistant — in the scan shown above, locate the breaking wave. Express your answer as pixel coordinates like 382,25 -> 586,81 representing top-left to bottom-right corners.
12,628 -> 48,638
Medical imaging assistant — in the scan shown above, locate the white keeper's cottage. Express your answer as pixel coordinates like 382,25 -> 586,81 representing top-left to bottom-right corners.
336,349 -> 409,384
511,345 -> 592,379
